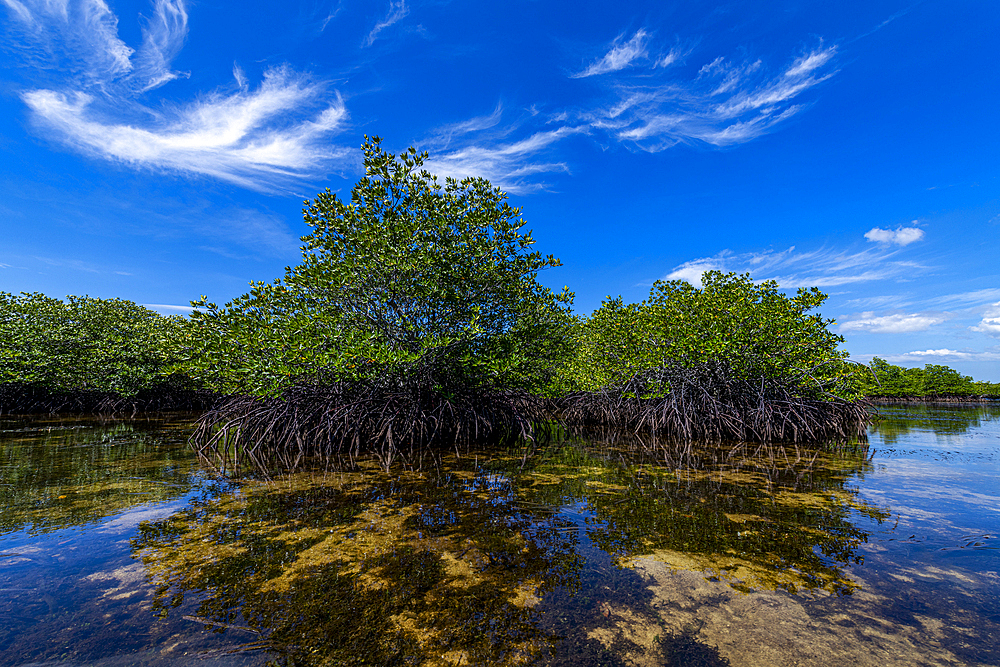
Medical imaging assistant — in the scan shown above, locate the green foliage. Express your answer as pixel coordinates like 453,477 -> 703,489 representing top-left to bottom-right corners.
973,381 -> 1000,397
862,357 -> 1000,397
562,271 -> 859,398
0,292 -> 183,397
175,136 -> 575,397
170,282 -> 347,396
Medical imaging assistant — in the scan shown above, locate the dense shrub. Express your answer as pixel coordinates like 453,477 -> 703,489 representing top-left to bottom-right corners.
559,271 -> 862,399
0,292 -> 205,413
175,137 -> 575,400
862,357 -> 1000,398
181,138 -> 575,454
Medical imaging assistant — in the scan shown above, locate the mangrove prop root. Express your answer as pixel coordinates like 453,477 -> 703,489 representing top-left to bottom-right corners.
0,381 -> 218,416
555,361 -> 872,445
191,363 -> 871,472
190,380 -> 548,472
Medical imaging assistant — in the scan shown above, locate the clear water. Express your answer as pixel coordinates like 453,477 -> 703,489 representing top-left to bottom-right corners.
0,406 -> 997,666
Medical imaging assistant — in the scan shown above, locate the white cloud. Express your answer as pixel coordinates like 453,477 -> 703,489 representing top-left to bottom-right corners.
864,224 -> 924,246
131,0 -> 189,92
3,0 -> 188,92
665,259 -> 724,287
655,49 -> 681,68
365,0 -> 408,47
584,43 -> 837,150
665,242 -> 924,290
429,104 -> 505,147
422,125 -> 587,194
573,29 -> 649,78
5,0 -> 350,190
23,70 -> 349,190
908,348 -> 968,357
784,48 -> 835,78
143,303 -> 195,314
971,302 -> 1000,338
838,312 -> 947,334
882,348 -> 1000,363
924,288 -> 1000,309
841,294 -> 913,309
320,2 -> 342,32
1,0 -> 34,23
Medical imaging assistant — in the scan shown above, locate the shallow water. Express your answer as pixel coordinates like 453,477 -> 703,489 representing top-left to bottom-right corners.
0,406 -> 997,666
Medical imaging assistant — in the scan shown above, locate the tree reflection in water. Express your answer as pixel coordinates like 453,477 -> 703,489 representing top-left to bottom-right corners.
132,433 -> 888,665
508,433 -> 889,595
133,464 -> 583,665
0,416 -> 200,536
870,403 -> 1000,445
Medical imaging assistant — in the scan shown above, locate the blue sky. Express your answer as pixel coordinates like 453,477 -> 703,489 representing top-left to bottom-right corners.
2,0 -> 999,380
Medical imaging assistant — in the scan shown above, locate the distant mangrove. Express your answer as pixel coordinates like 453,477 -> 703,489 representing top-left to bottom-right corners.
0,293 -> 212,414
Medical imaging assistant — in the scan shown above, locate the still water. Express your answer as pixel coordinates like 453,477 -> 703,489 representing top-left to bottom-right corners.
0,406 -> 997,666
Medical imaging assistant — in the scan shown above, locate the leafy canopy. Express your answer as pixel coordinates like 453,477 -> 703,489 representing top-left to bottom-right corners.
0,292 -> 183,396
177,137 -> 574,397
562,271 -> 856,397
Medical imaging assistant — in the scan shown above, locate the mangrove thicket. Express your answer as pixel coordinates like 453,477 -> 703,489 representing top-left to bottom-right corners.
0,293 -> 209,414
6,137 -> 993,457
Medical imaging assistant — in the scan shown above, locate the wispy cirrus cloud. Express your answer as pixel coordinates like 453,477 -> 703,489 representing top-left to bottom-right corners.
578,36 -> 837,150
319,2 -> 342,32
365,0 -> 408,47
573,29 -> 650,78
428,104 -> 506,148
132,0 -> 189,91
838,312 -> 948,334
4,0 -> 189,92
924,289 -> 1000,310
422,124 -> 588,194
665,241 -> 921,289
143,303 -> 196,315
425,40 -> 839,194
4,0 -> 351,190
23,68 -> 349,190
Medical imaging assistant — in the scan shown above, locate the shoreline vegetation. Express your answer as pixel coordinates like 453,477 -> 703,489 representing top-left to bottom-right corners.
869,395 -> 1000,404
3,138 -> 998,463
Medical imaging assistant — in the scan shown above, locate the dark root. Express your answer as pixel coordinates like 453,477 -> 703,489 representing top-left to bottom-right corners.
0,376 -> 217,416
190,353 -> 549,472
557,360 -> 872,445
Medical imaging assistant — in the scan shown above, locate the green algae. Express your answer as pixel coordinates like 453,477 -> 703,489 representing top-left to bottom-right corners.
129,433 -> 888,665
132,463 -> 582,666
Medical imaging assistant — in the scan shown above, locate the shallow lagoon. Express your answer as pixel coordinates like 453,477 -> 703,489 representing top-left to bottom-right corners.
0,405 -> 997,666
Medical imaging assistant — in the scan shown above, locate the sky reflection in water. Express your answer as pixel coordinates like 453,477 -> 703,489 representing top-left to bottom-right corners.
0,405 -> 997,666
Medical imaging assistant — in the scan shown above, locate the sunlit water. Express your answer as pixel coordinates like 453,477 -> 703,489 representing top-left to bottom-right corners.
0,406 -> 997,666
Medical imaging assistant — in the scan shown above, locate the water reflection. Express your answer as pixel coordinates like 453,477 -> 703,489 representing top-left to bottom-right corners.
870,402 -> 1000,445
133,464 -> 580,665
504,438 -> 888,595
6,411 -> 991,667
0,415 -> 253,667
132,434 -> 886,665
0,416 -> 200,536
